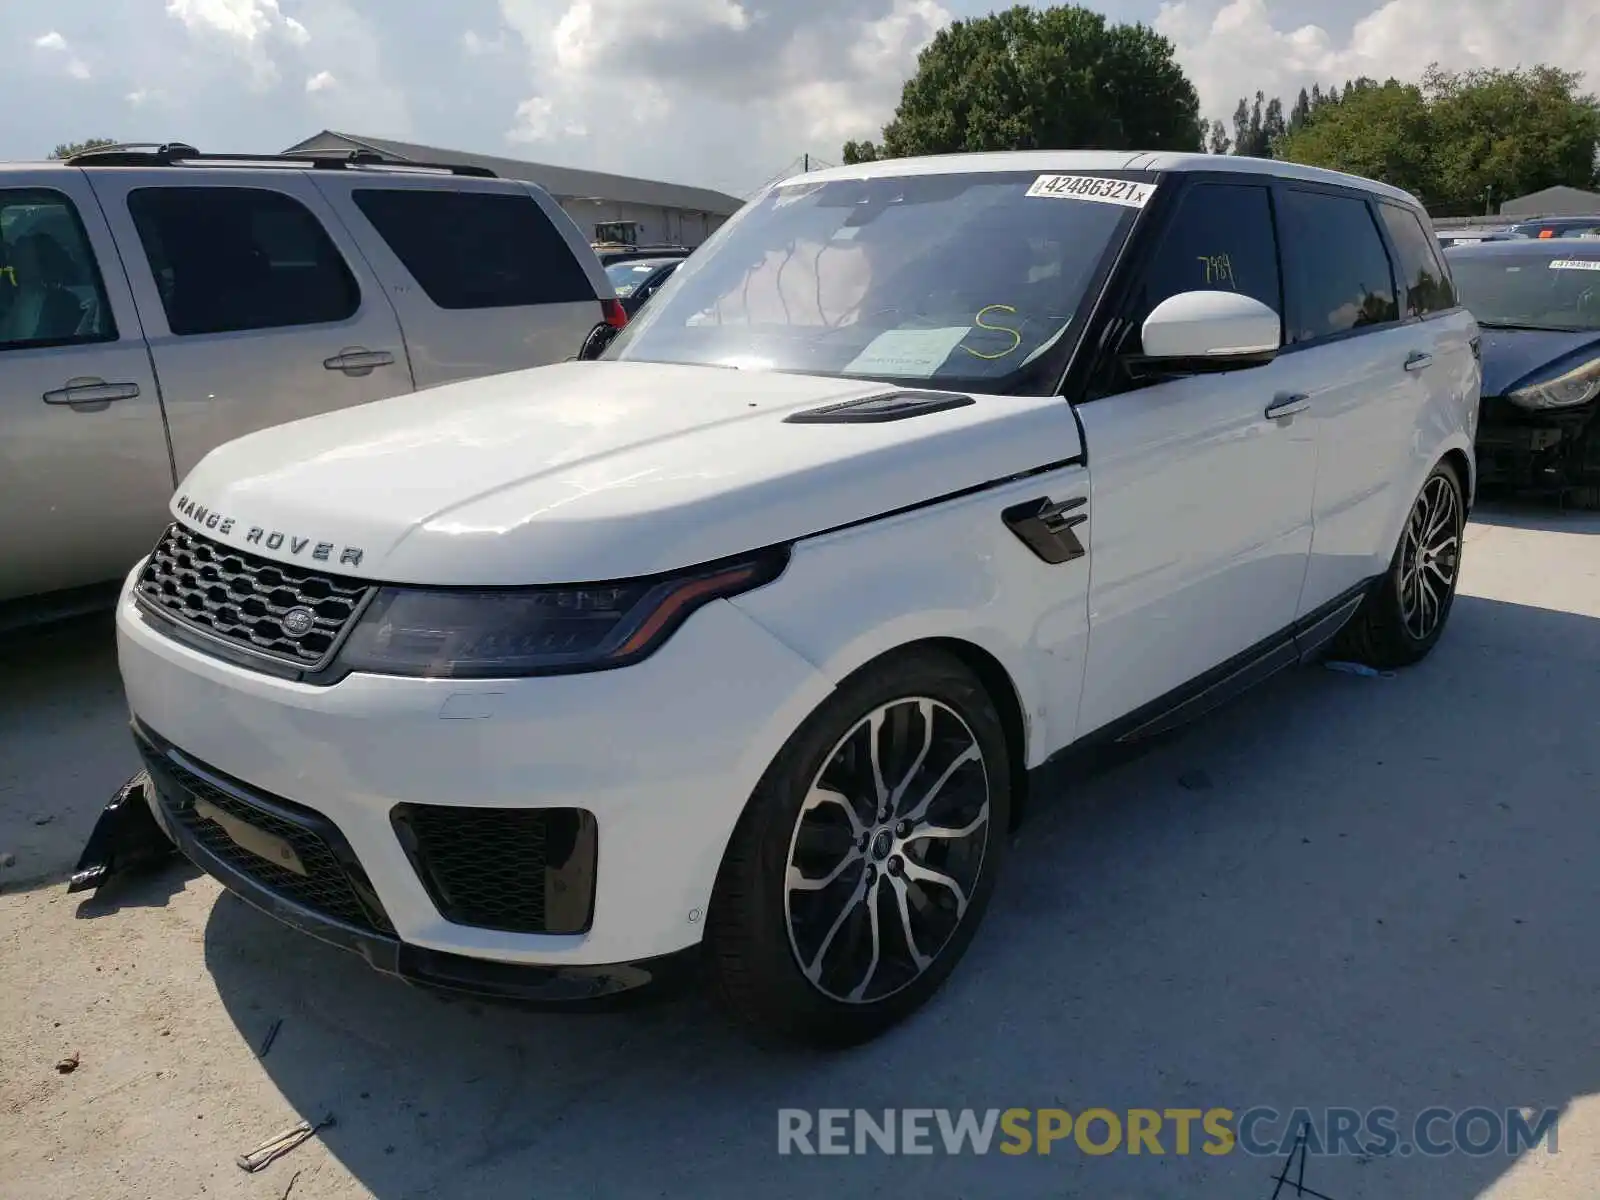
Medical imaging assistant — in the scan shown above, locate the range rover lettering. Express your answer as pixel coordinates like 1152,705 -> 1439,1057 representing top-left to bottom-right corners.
78,152 -> 1480,1047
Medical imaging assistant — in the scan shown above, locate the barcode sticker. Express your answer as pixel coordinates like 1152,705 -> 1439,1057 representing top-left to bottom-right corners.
1026,174 -> 1156,208
1548,259 -> 1600,271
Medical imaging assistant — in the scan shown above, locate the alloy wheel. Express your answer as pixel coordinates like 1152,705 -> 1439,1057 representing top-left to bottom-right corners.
1398,472 -> 1462,640
782,697 -> 992,1005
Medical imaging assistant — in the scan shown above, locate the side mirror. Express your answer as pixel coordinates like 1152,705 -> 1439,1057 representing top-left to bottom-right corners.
1129,290 -> 1281,375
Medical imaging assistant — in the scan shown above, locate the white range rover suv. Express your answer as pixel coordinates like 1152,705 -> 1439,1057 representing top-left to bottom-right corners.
80,151 -> 1480,1046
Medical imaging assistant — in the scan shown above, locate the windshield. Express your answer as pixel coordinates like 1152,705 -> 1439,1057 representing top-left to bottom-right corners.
605,259 -> 671,297
602,170 -> 1144,394
1449,249 -> 1600,331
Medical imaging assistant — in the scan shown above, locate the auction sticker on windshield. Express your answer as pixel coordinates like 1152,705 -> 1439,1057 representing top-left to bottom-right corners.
1026,175 -> 1155,208
1548,259 -> 1600,271
845,327 -> 973,377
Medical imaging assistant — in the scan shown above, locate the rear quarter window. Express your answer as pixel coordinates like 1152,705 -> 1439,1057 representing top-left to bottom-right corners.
1378,204 -> 1458,317
352,189 -> 596,310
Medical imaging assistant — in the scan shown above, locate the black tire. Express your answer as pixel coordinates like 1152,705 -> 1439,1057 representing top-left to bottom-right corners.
706,647 -> 1010,1048
1331,459 -> 1465,669
1565,484 -> 1600,511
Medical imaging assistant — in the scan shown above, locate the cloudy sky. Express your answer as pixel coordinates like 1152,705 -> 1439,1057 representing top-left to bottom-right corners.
6,0 -> 1598,199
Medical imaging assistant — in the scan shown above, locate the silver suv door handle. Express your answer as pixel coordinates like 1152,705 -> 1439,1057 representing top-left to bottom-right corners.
1403,352 -> 1434,372
42,379 -> 141,405
323,348 -> 396,375
1265,393 -> 1310,420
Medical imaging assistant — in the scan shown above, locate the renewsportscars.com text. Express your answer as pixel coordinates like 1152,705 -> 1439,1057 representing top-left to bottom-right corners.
777,1107 -> 1560,1158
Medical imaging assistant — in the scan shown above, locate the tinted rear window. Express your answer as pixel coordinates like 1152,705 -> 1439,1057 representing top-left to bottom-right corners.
353,189 -> 595,309
1277,189 -> 1399,343
128,186 -> 359,336
1378,203 -> 1457,317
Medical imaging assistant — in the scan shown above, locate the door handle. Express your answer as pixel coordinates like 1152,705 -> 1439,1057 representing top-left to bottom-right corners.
42,379 -> 141,406
1403,352 -> 1434,372
323,348 -> 396,375
1264,393 -> 1310,420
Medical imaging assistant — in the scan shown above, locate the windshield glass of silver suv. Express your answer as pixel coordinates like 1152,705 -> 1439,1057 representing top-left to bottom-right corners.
604,171 -> 1142,393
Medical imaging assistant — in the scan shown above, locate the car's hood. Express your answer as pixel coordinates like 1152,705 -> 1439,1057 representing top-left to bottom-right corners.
1479,327 -> 1600,397
170,361 -> 1083,585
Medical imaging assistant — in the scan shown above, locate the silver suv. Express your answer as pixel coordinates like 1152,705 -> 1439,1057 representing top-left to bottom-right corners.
0,142 -> 619,620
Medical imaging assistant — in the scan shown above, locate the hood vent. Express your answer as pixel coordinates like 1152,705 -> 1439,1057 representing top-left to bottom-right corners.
784,390 -> 976,425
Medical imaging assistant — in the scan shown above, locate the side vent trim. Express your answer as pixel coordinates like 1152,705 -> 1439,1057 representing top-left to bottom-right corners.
1002,496 -> 1088,565
784,391 -> 976,425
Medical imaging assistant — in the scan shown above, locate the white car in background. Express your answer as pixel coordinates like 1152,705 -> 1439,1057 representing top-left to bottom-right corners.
80,151 -> 1479,1047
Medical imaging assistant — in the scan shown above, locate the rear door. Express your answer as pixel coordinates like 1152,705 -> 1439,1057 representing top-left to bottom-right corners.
84,169 -> 412,480
0,169 -> 170,602
1273,185 -> 1428,615
310,175 -> 608,388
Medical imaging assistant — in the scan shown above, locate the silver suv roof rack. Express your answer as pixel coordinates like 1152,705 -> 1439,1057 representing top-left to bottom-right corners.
63,142 -> 497,179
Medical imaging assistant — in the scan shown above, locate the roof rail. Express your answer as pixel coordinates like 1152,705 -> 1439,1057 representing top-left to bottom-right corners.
63,143 -> 497,178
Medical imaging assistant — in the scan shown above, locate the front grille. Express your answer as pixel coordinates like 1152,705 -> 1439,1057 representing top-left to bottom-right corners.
136,524 -> 372,668
150,751 -> 392,935
392,805 -> 598,935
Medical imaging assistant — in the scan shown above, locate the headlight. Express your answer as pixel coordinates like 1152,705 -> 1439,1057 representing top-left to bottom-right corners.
1506,357 -> 1600,410
335,550 -> 788,679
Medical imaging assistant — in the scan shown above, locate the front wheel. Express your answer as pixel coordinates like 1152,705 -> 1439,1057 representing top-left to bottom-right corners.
706,648 -> 1010,1047
1332,460 -> 1465,668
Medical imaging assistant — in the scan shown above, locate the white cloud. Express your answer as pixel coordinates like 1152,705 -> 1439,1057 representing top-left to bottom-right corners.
32,28 -> 90,79
305,69 -> 337,92
498,0 -> 947,183
163,0 -> 318,89
164,0 -> 283,42
1160,0 -> 1600,123
462,29 -> 507,56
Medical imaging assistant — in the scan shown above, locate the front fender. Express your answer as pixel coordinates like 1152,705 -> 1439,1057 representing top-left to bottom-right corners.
732,462 -> 1093,768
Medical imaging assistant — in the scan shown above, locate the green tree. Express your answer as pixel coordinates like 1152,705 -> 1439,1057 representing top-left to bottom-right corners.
1277,64 -> 1600,212
841,140 -> 880,165
49,138 -> 118,159
842,4 -> 1201,161
1205,119 -> 1231,155
1424,65 -> 1600,210
1275,79 -> 1434,198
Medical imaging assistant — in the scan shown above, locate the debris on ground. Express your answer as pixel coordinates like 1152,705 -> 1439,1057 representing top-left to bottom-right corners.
258,1018 -> 282,1058
279,1169 -> 303,1200
0,852 -> 15,868
32,815 -> 53,826
236,1114 -> 335,1173
55,1052 -> 80,1074
1178,769 -> 1213,791
1324,660 -> 1395,678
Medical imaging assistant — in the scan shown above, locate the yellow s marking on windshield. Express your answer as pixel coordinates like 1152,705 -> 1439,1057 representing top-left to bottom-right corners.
0,266 -> 15,287
1198,254 -> 1237,289
961,303 -> 1023,360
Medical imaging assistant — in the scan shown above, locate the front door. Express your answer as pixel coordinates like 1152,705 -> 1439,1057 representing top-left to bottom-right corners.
0,170 -> 171,602
1072,178 -> 1318,736
83,170 -> 413,480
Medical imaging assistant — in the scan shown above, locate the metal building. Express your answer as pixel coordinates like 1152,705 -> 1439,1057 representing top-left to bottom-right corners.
283,130 -> 746,248
1498,185 -> 1600,218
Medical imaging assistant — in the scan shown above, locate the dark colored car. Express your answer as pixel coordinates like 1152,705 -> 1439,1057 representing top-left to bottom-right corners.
1436,228 -> 1514,248
1446,238 -> 1600,504
1503,215 -> 1600,240
603,256 -> 683,316
594,243 -> 690,268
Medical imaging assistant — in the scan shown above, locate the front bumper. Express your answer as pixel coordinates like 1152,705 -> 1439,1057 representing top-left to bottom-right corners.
113,568 -> 831,971
1475,395 -> 1600,488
